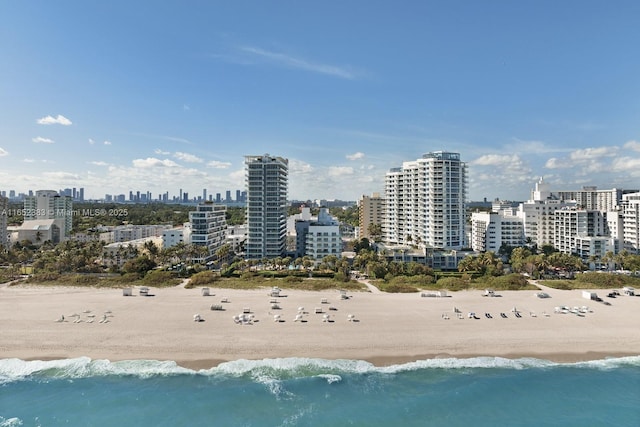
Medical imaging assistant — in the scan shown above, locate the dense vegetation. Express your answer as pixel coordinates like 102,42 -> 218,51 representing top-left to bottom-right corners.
5,201 -> 640,293
541,272 -> 640,290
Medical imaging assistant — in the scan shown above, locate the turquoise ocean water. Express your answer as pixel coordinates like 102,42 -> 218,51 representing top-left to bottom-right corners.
1,356 -> 639,426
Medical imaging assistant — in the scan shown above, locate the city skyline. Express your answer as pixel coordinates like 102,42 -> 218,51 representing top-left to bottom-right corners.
1,1 -> 639,201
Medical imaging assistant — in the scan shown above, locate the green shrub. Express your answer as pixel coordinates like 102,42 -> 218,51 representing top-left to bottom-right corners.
142,270 -> 181,287
284,275 -> 303,283
483,273 -> 530,290
188,271 -> 219,288
389,274 -> 435,286
435,276 -> 469,291
71,275 -> 97,286
377,282 -> 419,293
29,272 -> 61,282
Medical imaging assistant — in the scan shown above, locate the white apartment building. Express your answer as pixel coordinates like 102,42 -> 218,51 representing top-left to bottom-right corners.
245,154 -> 288,260
622,192 -> 640,254
383,151 -> 467,250
358,193 -> 383,240
553,186 -> 632,212
226,224 -> 247,255
470,211 -> 524,253
21,190 -> 73,241
553,207 -> 613,258
100,224 -> 172,243
516,178 -> 575,247
189,202 -> 227,262
296,207 -> 342,261
162,224 -> 191,249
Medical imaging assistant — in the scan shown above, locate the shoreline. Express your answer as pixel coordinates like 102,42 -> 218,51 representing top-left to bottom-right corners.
2,284 -> 639,370
18,352 -> 640,371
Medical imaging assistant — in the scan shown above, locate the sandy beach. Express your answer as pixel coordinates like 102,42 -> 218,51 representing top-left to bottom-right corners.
1,281 -> 638,369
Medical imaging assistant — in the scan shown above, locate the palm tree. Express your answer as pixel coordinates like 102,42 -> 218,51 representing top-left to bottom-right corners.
602,251 -> 615,271
457,255 -> 477,273
143,240 -> 159,262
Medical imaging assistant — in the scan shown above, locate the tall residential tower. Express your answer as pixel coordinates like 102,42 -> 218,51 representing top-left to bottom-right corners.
245,154 -> 288,259
383,151 -> 467,250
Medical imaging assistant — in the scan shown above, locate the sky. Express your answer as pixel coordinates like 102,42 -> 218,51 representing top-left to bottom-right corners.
1,0 -> 639,202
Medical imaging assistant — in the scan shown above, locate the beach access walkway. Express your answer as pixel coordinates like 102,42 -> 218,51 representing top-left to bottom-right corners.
357,279 -> 382,294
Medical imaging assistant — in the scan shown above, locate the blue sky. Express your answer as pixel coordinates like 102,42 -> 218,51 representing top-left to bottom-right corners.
1,0 -> 639,201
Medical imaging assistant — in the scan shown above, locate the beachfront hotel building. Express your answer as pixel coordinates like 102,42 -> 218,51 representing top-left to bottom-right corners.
469,178 -> 629,262
470,210 -> 525,253
358,192 -> 383,240
382,151 -> 467,250
188,202 -> 227,262
515,178 -> 575,247
295,207 -> 342,261
622,192 -> 640,254
245,154 -> 288,260
552,207 -> 614,259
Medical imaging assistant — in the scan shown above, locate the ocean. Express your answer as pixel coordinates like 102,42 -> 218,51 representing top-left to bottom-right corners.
1,356 -> 638,426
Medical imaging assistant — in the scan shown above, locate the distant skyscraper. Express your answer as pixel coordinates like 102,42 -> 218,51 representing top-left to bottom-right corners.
383,151 -> 467,250
245,154 -> 288,259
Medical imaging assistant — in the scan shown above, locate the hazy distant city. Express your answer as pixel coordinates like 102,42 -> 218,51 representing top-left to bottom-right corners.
2,151 -> 640,271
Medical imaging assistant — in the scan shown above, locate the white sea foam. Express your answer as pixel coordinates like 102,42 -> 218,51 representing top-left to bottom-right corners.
0,357 -> 194,384
1,355 -> 638,384
213,357 -> 374,377
317,374 -> 342,384
0,417 -> 23,427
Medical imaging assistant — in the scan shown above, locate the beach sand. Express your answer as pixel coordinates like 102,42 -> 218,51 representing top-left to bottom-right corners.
1,282 -> 638,369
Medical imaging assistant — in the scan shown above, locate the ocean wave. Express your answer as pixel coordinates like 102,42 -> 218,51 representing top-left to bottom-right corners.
0,417 -> 23,427
0,357 -> 193,384
1,355 -> 638,384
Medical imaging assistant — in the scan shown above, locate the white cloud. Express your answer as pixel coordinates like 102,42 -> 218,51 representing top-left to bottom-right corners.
32,136 -> 55,144
611,156 -> 640,173
238,45 -> 357,79
174,151 -> 203,163
623,140 -> 640,152
42,171 -> 80,180
132,157 -> 179,168
0,147 -> 8,156
23,158 -> 35,163
346,152 -> 365,161
89,161 -> 109,166
103,140 -> 112,145
471,154 -> 521,167
569,146 -> 617,161
154,148 -> 171,155
328,166 -> 354,177
88,138 -> 95,145
37,114 -> 72,125
289,159 -> 314,174
207,160 -> 232,169
545,158 -> 568,169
